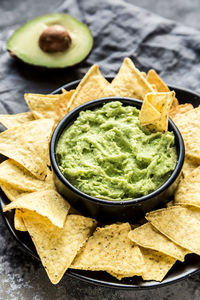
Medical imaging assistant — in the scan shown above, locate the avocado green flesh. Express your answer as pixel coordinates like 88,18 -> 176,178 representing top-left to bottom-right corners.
56,101 -> 177,201
7,13 -> 93,68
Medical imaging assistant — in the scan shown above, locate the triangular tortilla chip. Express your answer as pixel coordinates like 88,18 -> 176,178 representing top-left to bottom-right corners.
1,184 -> 27,202
182,156 -> 199,177
147,91 -> 174,112
169,103 -> 194,120
67,64 -> 116,112
141,248 -> 176,282
139,97 -> 161,126
111,58 -> 153,99
0,112 -> 34,129
145,91 -> 175,132
25,93 -> 61,121
175,166 -> 200,207
71,223 -> 144,275
0,119 -> 54,179
0,166 -> 55,202
128,222 -> 189,261
3,189 -> 70,228
147,69 -> 179,110
23,212 -> 97,284
25,90 -> 75,124
109,247 -> 176,282
146,206 -> 200,255
0,159 -> 49,192
173,106 -> 200,162
147,69 -> 169,93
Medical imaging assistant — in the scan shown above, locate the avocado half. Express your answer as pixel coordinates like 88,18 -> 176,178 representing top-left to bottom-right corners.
7,13 -> 93,69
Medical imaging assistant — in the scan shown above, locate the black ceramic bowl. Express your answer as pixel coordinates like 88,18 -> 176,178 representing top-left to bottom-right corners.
50,97 -> 184,222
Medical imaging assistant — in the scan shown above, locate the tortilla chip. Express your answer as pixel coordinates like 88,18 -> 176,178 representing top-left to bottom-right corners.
141,91 -> 174,132
0,112 -> 34,129
147,69 -> 178,109
128,222 -> 189,261
0,119 -> 54,179
24,94 -> 59,122
175,166 -> 200,207
141,248 -> 176,282
23,212 -> 97,284
71,223 -> 144,275
146,206 -> 200,255
139,98 -> 161,126
25,90 -> 75,124
108,247 -> 176,281
148,92 -> 175,126
24,93 -> 60,119
1,184 -> 27,202
0,159 -> 48,192
58,89 -> 75,118
173,106 -> 200,162
147,70 -> 169,93
14,209 -> 26,231
182,157 -> 199,177
111,58 -> 153,99
3,189 -> 70,228
169,103 -> 194,120
0,167 -> 55,202
67,64 -> 115,112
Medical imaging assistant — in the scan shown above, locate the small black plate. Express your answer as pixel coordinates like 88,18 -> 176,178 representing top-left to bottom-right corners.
1,79 -> 200,289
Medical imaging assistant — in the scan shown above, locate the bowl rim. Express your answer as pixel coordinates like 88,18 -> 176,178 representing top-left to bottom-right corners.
50,96 -> 185,206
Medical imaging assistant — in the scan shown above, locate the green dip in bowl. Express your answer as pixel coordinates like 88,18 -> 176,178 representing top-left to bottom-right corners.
56,101 -> 177,201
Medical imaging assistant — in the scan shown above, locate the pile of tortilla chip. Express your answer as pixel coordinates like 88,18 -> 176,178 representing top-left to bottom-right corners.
1,57 -> 200,285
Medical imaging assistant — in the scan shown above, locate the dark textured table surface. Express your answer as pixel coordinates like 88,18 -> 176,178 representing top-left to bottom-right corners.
1,0 -> 200,299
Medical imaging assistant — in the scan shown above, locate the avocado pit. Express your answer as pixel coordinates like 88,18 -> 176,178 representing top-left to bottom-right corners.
39,24 -> 72,53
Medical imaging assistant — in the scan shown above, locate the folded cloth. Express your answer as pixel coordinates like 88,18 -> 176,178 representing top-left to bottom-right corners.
0,0 -> 200,117
59,0 -> 200,91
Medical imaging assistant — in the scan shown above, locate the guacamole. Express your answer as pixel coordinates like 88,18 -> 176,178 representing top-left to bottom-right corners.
56,101 -> 177,200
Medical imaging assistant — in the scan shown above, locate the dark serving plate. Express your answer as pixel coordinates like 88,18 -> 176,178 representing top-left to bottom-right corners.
1,78 -> 200,289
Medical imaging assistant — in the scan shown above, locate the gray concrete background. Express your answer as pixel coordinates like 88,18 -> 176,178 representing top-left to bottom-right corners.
1,0 -> 200,299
